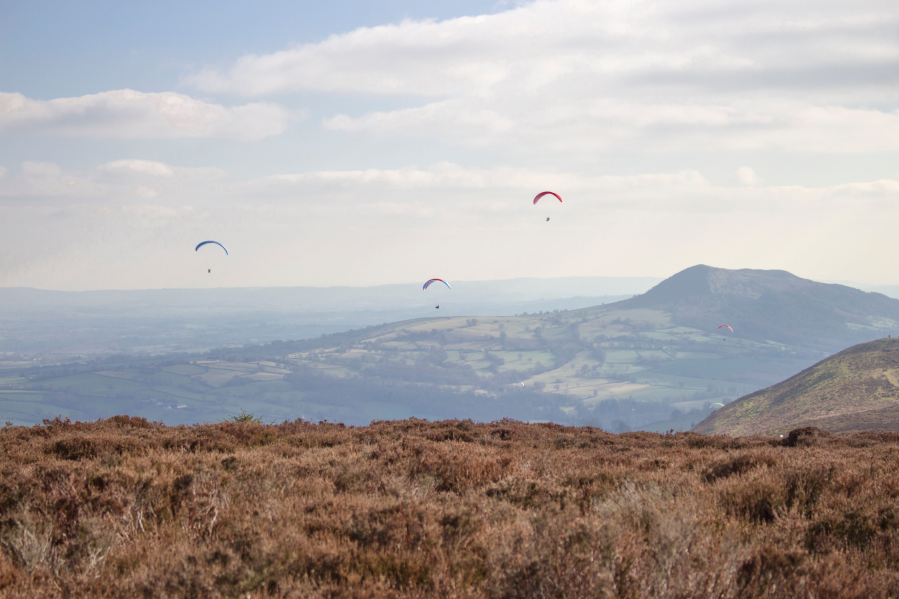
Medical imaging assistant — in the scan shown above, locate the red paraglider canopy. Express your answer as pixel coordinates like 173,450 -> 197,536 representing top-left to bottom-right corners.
717,325 -> 734,333
533,191 -> 562,205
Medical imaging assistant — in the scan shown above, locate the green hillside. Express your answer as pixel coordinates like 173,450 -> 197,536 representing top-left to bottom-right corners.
0,303 -> 802,429
693,337 -> 899,436
3,265 -> 898,430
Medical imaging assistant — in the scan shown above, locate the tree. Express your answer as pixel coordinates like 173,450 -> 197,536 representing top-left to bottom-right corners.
225,409 -> 263,424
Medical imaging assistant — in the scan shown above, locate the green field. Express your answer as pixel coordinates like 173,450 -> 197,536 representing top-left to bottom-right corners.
0,305 -> 819,429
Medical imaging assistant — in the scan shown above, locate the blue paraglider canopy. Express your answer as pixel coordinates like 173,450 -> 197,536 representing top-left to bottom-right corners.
195,241 -> 228,255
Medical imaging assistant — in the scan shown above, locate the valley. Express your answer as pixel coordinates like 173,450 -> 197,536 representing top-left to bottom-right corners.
3,265 -> 897,432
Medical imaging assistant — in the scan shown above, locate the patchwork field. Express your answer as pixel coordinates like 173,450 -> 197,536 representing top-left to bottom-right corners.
0,305 -> 819,429
265,305 -> 816,427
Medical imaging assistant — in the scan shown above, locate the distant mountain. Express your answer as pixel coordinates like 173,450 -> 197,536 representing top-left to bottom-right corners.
623,265 -> 899,352
693,338 -> 899,436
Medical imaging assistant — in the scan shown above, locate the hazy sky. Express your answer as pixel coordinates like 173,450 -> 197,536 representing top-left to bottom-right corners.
1,0 -> 897,290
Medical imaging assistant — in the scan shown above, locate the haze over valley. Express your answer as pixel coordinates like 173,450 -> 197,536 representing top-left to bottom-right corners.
0,276 -> 655,357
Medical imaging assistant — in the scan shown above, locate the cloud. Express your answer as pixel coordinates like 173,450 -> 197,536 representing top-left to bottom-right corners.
224,164 -> 710,209
186,0 -> 899,154
133,185 -> 162,198
101,160 -> 175,179
0,90 -> 293,141
189,0 -> 899,98
737,167 -> 762,185
0,160 -> 227,200
324,98 -> 899,153
14,161 -> 103,197
1,159 -> 896,289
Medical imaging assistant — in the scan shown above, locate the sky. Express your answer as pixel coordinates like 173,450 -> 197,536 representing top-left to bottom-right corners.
0,0 -> 897,291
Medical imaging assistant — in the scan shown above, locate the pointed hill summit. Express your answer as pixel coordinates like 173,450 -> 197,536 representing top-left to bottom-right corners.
693,337 -> 899,436
622,265 -> 899,352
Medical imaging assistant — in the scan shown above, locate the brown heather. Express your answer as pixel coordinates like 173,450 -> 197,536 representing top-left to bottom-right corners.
1,418 -> 898,598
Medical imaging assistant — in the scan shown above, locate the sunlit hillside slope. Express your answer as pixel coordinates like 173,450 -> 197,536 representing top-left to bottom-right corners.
694,338 -> 899,436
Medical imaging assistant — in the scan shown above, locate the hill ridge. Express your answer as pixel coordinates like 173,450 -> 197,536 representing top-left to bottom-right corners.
693,337 -> 899,436
619,265 -> 899,351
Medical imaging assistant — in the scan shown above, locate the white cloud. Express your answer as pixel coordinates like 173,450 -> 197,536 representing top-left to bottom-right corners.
190,0 -> 899,98
279,163 -> 701,189
185,0 -> 899,154
0,90 -> 293,141
133,185 -> 162,198
322,97 -> 899,153
1,160 -> 896,290
21,161 -> 63,178
15,161 -> 103,197
101,160 -> 175,179
737,167 -> 762,185
0,160 -> 227,199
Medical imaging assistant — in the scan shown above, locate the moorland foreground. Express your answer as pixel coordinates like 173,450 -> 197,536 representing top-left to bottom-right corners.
1,418 -> 898,597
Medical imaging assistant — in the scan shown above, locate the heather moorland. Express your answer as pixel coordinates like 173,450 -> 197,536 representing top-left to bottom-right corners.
1,417 -> 897,598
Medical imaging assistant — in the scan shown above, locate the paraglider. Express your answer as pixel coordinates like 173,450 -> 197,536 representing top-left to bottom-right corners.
533,191 -> 562,204
717,325 -> 733,333
534,192 -> 561,222
195,241 -> 228,255
196,241 -> 227,275
423,279 -> 451,290
424,280 -> 449,309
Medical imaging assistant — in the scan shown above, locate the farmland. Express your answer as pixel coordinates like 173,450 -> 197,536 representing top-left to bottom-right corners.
1,304 -> 816,431
5,265 -> 898,431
